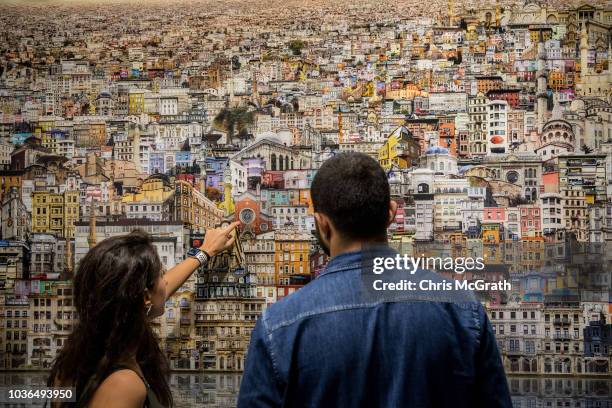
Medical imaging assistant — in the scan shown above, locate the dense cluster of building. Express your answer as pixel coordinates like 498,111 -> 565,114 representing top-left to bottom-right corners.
0,0 -> 610,390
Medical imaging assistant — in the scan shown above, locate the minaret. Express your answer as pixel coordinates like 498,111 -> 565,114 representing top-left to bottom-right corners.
495,0 -> 501,29
608,42 -> 612,86
229,53 -> 235,107
64,223 -> 73,275
87,199 -> 97,249
447,0 -> 454,26
65,237 -> 72,274
338,110 -> 344,144
222,164 -> 234,217
131,124 -> 142,173
536,29 -> 548,134
251,69 -> 259,105
580,22 -> 588,93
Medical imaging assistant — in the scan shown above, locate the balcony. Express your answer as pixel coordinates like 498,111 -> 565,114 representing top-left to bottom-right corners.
553,318 -> 570,325
553,333 -> 571,341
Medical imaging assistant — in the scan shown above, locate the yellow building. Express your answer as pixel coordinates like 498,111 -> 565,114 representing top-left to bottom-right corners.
0,172 -> 22,199
378,125 -> 420,170
34,118 -> 57,139
32,190 -> 79,238
128,90 -> 145,115
481,223 -> 501,244
288,189 -> 313,213
529,28 -> 552,44
174,180 -> 224,232
123,176 -> 173,203
73,122 -> 106,147
481,223 -> 504,264
274,229 -> 310,285
40,131 -> 57,152
121,175 -> 174,219
548,71 -> 574,91
518,236 -> 545,273
385,83 -> 427,100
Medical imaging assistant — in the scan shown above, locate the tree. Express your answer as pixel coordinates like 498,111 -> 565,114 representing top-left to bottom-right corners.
213,106 -> 254,140
206,186 -> 222,202
289,40 -> 304,56
509,195 -> 530,206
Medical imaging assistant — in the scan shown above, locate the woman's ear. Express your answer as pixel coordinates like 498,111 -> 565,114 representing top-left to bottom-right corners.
143,288 -> 153,316
143,288 -> 152,306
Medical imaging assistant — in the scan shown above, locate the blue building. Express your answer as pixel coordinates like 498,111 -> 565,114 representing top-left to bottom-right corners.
204,157 -> 227,192
175,150 -> 192,170
584,316 -> 611,358
149,152 -> 165,174
583,314 -> 611,374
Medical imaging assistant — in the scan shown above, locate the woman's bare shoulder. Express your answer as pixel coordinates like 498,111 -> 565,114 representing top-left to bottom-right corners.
89,369 -> 147,408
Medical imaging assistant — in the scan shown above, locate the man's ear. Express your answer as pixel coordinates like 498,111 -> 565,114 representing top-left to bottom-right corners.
387,200 -> 398,227
314,212 -> 331,236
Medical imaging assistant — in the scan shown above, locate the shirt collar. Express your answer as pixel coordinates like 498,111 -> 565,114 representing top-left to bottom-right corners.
318,245 -> 397,277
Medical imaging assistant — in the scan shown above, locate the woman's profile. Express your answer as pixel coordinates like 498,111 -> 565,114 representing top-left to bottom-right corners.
47,221 -> 240,407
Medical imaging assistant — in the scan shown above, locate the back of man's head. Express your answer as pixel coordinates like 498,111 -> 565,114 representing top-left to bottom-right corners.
311,152 -> 390,240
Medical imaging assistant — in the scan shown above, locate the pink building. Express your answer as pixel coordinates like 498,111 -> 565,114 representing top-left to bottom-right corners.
483,207 -> 505,222
518,205 -> 542,237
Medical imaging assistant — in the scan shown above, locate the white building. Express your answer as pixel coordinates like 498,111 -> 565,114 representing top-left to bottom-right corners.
487,100 -> 509,154
540,193 -> 564,236
230,160 -> 247,198
74,220 -> 185,272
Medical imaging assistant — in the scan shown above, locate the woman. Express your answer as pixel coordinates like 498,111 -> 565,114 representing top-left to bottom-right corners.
48,221 -> 240,407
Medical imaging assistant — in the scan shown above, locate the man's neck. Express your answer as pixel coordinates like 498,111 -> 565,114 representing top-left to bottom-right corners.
330,241 -> 362,258
330,237 -> 387,258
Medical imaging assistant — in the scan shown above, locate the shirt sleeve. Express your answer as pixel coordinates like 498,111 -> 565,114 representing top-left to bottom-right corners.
473,304 -> 513,408
237,316 -> 284,408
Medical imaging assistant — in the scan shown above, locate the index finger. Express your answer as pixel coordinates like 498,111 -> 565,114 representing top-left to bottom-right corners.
223,220 -> 241,232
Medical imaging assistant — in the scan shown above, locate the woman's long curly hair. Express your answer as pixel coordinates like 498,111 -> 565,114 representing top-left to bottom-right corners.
48,231 -> 172,407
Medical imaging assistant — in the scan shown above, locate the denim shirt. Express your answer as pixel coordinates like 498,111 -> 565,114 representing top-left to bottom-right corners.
238,248 -> 512,408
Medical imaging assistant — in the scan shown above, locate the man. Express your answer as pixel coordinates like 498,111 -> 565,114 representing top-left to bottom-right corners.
238,152 -> 512,407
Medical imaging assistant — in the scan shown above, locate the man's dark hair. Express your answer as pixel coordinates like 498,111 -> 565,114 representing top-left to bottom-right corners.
311,152 -> 390,239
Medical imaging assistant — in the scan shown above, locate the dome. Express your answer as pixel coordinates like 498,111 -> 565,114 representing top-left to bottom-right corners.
458,165 -> 473,174
412,168 -> 435,175
424,146 -> 449,155
255,131 -> 282,144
